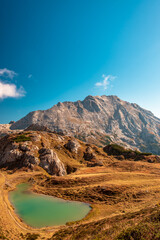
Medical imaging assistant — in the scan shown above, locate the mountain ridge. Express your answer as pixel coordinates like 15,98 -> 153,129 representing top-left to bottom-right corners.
10,95 -> 160,154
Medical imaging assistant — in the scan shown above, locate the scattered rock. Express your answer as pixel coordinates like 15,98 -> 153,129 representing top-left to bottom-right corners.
1,149 -> 23,165
64,140 -> 80,153
83,146 -> 96,161
9,121 -> 15,124
87,160 -> 103,167
19,142 -> 31,152
66,165 -> 77,174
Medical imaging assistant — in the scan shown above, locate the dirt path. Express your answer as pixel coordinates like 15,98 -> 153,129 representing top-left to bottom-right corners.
0,172 -> 32,232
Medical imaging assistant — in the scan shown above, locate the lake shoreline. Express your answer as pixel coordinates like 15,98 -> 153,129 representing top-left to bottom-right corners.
8,180 -> 92,229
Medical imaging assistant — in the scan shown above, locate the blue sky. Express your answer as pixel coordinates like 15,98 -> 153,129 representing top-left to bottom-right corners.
0,0 -> 160,123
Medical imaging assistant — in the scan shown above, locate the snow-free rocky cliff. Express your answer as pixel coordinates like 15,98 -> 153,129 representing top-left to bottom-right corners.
0,131 -> 106,174
10,95 -> 160,154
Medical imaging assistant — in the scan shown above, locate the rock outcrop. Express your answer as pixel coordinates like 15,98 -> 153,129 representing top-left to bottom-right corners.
64,140 -> 80,153
10,95 -> 160,154
0,124 -> 21,138
39,148 -> 66,176
0,133 -> 67,175
83,146 -> 103,167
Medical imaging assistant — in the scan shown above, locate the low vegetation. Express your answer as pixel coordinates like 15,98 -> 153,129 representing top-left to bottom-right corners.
24,233 -> 40,240
0,227 -> 8,240
117,208 -> 160,240
49,206 -> 160,240
104,144 -> 152,158
13,134 -> 31,143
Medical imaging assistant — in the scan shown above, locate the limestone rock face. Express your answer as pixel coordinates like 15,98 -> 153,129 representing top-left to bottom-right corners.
0,138 -> 39,169
2,148 -> 23,164
0,135 -> 66,176
39,148 -> 66,176
10,95 -> 160,154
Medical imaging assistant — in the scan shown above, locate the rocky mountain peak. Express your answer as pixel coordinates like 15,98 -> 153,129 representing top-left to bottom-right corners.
9,95 -> 160,154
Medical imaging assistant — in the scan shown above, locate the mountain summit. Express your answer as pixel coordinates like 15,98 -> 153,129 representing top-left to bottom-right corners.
11,95 -> 160,154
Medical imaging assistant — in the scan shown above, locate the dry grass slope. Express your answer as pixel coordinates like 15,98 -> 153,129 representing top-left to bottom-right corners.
0,131 -> 160,239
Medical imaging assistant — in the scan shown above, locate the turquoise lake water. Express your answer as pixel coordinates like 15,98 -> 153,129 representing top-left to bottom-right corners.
9,183 -> 91,228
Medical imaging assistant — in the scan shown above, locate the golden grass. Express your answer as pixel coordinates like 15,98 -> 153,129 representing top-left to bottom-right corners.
1,159 -> 160,239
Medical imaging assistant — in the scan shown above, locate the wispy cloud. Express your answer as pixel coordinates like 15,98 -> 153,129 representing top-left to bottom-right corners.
28,74 -> 32,79
0,81 -> 25,99
0,68 -> 17,79
95,74 -> 116,90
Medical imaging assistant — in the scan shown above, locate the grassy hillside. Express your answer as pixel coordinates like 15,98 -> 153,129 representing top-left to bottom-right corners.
0,131 -> 160,239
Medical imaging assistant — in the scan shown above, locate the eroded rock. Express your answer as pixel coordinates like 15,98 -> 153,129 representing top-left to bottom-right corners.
87,160 -> 103,167
23,153 -> 39,166
19,142 -> 31,152
2,149 -> 23,164
83,146 -> 96,161
39,148 -> 66,176
64,140 -> 80,153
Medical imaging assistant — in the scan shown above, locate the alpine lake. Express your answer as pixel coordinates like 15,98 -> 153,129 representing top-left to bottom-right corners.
9,183 -> 91,228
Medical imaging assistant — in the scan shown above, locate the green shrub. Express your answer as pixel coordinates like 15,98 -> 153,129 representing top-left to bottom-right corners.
135,151 -> 152,156
106,144 -> 131,155
13,134 -> 31,143
104,144 -> 152,157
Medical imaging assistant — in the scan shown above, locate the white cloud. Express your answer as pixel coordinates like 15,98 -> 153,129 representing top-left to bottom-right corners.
0,81 -> 25,99
0,68 -> 17,79
95,74 -> 116,90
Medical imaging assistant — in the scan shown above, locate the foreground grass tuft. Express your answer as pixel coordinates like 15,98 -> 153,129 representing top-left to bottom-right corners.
117,209 -> 160,240
25,233 -> 40,240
